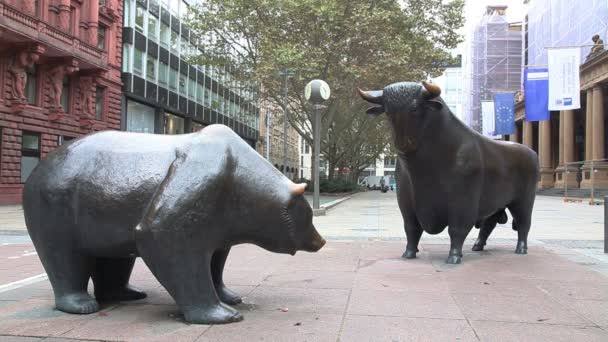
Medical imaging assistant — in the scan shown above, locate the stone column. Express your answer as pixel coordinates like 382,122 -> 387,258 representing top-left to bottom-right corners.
585,90 -> 594,161
538,119 -> 554,188
523,121 -> 533,148
57,0 -> 71,32
592,86 -> 605,161
509,124 -> 519,143
22,0 -> 37,16
88,0 -> 99,46
555,110 -> 577,189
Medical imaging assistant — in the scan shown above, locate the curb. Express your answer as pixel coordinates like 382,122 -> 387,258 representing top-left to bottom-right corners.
321,193 -> 357,211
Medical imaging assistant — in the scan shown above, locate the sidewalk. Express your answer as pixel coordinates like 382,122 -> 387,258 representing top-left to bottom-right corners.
0,241 -> 606,342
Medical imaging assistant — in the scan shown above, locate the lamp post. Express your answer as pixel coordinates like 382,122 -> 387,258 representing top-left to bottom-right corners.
305,79 -> 330,213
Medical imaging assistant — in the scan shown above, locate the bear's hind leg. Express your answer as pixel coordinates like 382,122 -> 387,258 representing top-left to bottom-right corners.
45,251 -> 98,314
212,248 -> 242,305
92,257 -> 147,302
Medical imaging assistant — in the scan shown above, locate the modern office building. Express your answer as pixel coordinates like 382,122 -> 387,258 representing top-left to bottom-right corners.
0,0 -> 123,204
510,0 -> 608,190
463,6 -> 522,132
432,54 -> 464,121
121,0 -> 260,145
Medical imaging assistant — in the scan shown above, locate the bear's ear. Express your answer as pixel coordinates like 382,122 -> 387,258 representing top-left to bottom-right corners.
290,183 -> 307,196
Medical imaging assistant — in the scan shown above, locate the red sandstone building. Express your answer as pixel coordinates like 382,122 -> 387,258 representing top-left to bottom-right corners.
0,0 -> 123,204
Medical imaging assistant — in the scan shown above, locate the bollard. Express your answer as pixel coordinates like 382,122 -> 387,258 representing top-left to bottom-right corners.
605,196 -> 608,254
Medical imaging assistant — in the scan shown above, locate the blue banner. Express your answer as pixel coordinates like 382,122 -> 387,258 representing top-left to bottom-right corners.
524,68 -> 550,121
494,93 -> 516,135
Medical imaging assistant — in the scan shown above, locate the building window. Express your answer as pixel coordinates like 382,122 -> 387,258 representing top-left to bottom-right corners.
169,67 -> 178,90
58,135 -> 75,146
126,100 -> 156,133
97,25 -> 106,50
135,4 -> 145,32
179,75 -> 186,95
160,22 -> 170,48
25,65 -> 37,105
188,78 -> 196,99
196,83 -> 203,102
164,113 -> 184,134
146,54 -> 157,81
170,30 -> 179,52
20,132 -> 40,183
95,87 -> 105,120
158,61 -> 168,85
61,77 -> 70,113
133,48 -> 144,76
148,13 -> 159,41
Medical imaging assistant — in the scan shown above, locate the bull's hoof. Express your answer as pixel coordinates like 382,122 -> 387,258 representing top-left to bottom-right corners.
96,285 -> 147,302
218,286 -> 242,305
183,303 -> 243,325
446,255 -> 462,264
471,241 -> 485,252
56,292 -> 100,314
515,241 -> 528,254
402,249 -> 417,259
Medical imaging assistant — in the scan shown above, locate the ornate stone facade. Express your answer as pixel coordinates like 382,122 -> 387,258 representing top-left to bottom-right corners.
0,0 -> 124,204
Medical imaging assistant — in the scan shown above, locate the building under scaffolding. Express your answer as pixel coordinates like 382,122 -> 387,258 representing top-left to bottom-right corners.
463,6 -> 523,133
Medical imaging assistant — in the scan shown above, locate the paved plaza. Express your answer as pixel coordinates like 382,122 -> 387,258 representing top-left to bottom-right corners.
0,192 -> 606,341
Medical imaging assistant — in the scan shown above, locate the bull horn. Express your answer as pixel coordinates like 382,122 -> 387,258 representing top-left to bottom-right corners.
421,81 -> 441,98
357,88 -> 384,105
290,183 -> 307,196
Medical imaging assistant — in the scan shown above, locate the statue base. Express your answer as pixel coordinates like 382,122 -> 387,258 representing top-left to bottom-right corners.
554,165 -> 580,189
537,167 -> 555,189
580,162 -> 608,189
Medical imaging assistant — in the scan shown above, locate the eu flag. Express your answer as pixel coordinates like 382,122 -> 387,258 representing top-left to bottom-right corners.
524,68 -> 550,121
494,93 -> 515,135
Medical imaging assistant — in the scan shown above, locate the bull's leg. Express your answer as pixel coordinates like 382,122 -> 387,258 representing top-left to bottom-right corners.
402,220 -> 423,259
508,202 -> 533,255
211,248 -> 242,305
446,225 -> 473,264
92,257 -> 147,302
472,220 -> 497,251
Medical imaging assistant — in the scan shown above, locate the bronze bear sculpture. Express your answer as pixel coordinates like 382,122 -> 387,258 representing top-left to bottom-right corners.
359,82 -> 539,264
23,124 -> 326,324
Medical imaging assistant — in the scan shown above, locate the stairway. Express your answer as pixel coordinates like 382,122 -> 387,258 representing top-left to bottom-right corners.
536,187 -> 608,199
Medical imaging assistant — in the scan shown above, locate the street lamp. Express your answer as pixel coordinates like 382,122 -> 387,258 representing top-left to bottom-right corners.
305,79 -> 330,213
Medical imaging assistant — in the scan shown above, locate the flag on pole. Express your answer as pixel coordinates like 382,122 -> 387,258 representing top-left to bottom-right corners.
548,47 -> 581,110
524,68 -> 550,121
494,93 -> 516,135
481,101 -> 496,137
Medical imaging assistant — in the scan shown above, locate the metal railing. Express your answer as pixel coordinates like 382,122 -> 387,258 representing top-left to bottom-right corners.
562,159 -> 608,205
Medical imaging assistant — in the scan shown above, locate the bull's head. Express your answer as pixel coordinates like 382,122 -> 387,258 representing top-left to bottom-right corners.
358,82 -> 444,155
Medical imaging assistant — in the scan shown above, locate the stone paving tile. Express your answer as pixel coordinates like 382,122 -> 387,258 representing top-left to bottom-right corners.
535,281 -> 608,300
452,292 -> 593,326
470,320 -> 608,342
353,272 -> 449,293
0,336 -> 43,342
196,312 -> 342,342
347,288 -> 464,319
260,270 -> 356,289
558,298 -> 608,327
61,304 -> 209,342
0,299 -> 112,338
0,286 -> 52,301
243,286 -> 350,315
340,315 -> 478,342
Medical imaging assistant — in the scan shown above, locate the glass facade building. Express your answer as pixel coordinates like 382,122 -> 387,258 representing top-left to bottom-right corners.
121,0 -> 260,145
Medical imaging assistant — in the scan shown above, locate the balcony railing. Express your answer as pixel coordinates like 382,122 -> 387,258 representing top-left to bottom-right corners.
0,1 -> 108,68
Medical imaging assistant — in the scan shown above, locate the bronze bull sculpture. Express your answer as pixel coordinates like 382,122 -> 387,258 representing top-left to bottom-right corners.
359,82 -> 538,264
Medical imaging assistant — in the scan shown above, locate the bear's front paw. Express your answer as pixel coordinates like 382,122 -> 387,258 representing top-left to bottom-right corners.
56,292 -> 99,314
218,286 -> 242,305
183,303 -> 243,324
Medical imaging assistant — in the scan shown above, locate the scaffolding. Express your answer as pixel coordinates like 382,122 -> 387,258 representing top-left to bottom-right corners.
527,0 -> 608,67
463,6 -> 523,133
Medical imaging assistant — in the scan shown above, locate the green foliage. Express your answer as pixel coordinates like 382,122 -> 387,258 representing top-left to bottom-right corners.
185,0 -> 464,179
295,177 -> 361,193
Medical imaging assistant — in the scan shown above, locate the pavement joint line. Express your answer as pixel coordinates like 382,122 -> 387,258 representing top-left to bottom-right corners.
535,283 -> 604,328
0,273 -> 48,293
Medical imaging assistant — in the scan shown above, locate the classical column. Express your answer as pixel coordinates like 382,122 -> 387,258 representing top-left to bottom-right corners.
523,121 -> 533,148
592,86 -> 605,161
538,119 -> 554,188
509,124 -> 519,143
556,110 -> 577,189
57,0 -> 71,32
88,0 -> 100,46
585,90 -> 594,161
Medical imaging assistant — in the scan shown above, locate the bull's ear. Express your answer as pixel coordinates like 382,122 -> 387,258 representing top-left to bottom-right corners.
425,99 -> 443,111
366,106 -> 385,116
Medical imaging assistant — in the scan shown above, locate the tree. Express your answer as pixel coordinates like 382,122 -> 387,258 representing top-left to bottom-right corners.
185,0 -> 464,178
